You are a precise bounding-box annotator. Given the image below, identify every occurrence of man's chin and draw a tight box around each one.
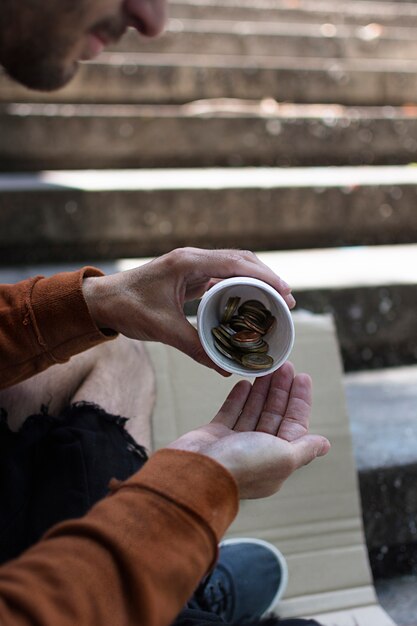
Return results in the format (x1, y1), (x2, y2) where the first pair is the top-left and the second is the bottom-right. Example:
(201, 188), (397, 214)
(5, 60), (77, 92)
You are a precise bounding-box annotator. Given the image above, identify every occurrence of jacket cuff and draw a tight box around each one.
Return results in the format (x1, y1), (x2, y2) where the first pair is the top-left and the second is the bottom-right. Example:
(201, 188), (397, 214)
(30, 267), (116, 363)
(114, 449), (239, 561)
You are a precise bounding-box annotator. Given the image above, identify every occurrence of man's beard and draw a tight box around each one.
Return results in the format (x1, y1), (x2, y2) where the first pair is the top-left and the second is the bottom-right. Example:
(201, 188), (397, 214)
(2, 41), (77, 91)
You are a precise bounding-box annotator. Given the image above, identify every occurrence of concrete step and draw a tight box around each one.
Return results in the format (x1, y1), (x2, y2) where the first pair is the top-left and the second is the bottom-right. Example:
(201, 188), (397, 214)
(3, 101), (417, 170)
(168, 0), (417, 27)
(345, 365), (417, 578)
(1, 166), (417, 264)
(2, 54), (417, 105)
(375, 575), (417, 626)
(113, 20), (417, 61)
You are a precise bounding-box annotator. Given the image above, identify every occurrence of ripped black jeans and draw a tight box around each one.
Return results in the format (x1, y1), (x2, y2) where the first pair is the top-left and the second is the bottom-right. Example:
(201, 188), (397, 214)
(0, 401), (147, 564)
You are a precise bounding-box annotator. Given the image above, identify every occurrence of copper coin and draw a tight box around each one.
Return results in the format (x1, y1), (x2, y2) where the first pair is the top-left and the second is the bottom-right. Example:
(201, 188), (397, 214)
(231, 330), (261, 343)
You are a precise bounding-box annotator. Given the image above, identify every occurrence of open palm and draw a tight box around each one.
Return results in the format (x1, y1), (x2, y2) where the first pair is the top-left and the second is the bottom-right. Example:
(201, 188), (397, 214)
(169, 362), (330, 499)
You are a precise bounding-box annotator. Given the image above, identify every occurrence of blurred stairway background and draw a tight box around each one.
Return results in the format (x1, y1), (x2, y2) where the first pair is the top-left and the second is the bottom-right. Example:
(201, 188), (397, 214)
(1, 0), (417, 622)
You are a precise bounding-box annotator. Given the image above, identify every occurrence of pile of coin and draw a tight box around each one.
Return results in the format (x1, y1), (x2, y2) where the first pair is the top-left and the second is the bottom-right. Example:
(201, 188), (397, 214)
(211, 297), (276, 371)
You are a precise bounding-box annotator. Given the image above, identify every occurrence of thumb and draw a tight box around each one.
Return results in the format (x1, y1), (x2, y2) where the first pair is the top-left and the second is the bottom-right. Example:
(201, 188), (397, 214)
(172, 318), (231, 377)
(291, 435), (331, 469)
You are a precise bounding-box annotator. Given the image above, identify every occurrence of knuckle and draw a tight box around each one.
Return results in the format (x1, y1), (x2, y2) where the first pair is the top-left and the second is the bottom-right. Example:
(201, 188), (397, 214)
(164, 247), (189, 268)
(239, 250), (255, 260)
(240, 249), (256, 260)
(227, 249), (254, 265)
(175, 246), (200, 263)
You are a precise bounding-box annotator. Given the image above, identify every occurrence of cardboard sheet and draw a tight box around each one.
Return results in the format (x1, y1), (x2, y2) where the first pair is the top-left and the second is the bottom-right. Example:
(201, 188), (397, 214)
(146, 311), (396, 625)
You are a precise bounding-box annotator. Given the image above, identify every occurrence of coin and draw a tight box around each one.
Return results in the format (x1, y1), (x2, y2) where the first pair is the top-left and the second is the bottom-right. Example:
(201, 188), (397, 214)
(230, 330), (262, 345)
(219, 324), (236, 337)
(222, 297), (240, 324)
(233, 330), (261, 341)
(240, 300), (267, 311)
(214, 339), (236, 360)
(241, 353), (274, 370)
(212, 296), (276, 372)
(238, 316), (266, 335)
(211, 327), (233, 350)
(250, 340), (269, 354)
(216, 326), (235, 341)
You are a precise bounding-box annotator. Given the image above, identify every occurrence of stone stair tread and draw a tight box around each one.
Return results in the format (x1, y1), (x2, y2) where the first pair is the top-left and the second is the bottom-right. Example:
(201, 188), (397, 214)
(6, 99), (417, 118)
(2, 49), (417, 74)
(175, 0), (417, 10)
(3, 163), (417, 190)
(86, 51), (417, 69)
(2, 52), (417, 106)
(1, 243), (414, 287)
(169, 0), (417, 27)
(238, 244), (417, 290)
(170, 0), (417, 20)
(375, 575), (417, 626)
(1, 165), (417, 259)
(1, 241), (415, 284)
(110, 21), (417, 60)
(3, 100), (417, 170)
(344, 364), (417, 567)
(345, 365), (417, 472)
(149, 19), (417, 38)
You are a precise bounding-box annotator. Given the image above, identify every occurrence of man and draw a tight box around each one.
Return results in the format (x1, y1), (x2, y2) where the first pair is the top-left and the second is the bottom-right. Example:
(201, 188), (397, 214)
(0, 1), (330, 624)
(0, 0), (167, 91)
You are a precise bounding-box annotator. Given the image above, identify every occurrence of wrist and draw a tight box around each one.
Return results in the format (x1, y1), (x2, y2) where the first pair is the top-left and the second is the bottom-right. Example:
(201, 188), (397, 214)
(82, 276), (113, 331)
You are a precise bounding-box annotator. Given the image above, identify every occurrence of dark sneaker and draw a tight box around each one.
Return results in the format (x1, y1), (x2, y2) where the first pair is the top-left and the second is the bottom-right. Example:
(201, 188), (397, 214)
(190, 537), (288, 622)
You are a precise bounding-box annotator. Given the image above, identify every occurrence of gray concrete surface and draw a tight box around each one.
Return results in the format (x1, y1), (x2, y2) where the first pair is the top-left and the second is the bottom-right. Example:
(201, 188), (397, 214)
(169, 0), (417, 27)
(376, 575), (417, 626)
(345, 366), (417, 573)
(346, 366), (417, 473)
(1, 166), (417, 263)
(3, 53), (417, 105)
(111, 21), (417, 60)
(4, 101), (417, 171)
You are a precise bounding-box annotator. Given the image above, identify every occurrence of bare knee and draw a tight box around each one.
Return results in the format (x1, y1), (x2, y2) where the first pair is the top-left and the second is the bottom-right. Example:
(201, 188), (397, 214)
(0, 345), (102, 430)
(72, 337), (156, 423)
(0, 336), (155, 439)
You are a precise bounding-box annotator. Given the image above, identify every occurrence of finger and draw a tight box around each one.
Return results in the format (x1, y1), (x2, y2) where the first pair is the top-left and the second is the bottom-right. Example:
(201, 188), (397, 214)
(240, 254), (296, 310)
(277, 374), (312, 442)
(181, 248), (296, 310)
(291, 435), (331, 469)
(255, 362), (295, 435)
(212, 380), (252, 428)
(234, 374), (273, 432)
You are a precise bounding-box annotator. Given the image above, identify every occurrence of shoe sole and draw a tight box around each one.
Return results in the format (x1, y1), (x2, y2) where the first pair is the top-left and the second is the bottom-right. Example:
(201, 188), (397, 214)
(219, 537), (289, 616)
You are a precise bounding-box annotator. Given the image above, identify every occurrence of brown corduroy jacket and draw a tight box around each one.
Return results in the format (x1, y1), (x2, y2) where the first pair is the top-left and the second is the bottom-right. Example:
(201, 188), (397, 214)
(0, 269), (238, 626)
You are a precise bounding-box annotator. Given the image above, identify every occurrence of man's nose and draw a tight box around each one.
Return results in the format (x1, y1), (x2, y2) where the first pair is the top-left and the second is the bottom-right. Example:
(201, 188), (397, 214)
(124, 0), (167, 37)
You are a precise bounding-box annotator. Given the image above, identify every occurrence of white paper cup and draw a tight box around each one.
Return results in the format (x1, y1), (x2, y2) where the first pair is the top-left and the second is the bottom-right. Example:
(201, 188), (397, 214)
(197, 277), (295, 377)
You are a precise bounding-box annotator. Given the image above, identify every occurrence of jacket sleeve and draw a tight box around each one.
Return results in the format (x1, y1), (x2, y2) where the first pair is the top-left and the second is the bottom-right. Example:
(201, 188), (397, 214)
(0, 449), (239, 626)
(0, 267), (116, 389)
